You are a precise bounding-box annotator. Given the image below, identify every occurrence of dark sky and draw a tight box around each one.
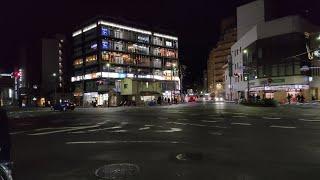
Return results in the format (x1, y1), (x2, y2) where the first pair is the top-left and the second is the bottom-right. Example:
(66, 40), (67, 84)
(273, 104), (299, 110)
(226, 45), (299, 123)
(0, 0), (319, 86)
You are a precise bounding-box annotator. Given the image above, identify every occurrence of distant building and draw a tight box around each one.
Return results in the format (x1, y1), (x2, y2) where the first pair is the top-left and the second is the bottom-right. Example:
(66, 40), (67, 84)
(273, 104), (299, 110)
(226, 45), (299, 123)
(203, 70), (207, 92)
(71, 17), (180, 106)
(207, 17), (237, 97)
(0, 73), (14, 106)
(225, 0), (320, 102)
(41, 34), (67, 104)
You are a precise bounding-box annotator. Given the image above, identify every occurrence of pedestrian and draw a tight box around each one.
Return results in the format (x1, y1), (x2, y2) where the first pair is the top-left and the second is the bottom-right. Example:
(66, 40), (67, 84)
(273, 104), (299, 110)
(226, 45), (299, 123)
(0, 108), (11, 162)
(256, 95), (261, 101)
(312, 95), (316, 101)
(287, 94), (292, 104)
(301, 95), (305, 103)
(297, 94), (301, 103)
(168, 98), (171, 104)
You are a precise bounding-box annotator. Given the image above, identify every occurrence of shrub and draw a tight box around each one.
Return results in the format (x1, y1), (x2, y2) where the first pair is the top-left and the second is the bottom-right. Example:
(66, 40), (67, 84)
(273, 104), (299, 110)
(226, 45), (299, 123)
(240, 98), (278, 107)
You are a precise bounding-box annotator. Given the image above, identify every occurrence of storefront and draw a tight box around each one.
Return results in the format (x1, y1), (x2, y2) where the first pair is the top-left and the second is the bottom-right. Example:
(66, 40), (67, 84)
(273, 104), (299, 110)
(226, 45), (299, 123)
(249, 76), (315, 103)
(250, 84), (309, 103)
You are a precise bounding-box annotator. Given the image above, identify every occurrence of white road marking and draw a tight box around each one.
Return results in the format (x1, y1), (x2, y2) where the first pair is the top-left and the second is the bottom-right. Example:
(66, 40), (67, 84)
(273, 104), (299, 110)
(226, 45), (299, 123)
(208, 115), (220, 117)
(158, 117), (169, 120)
(167, 122), (227, 129)
(66, 140), (190, 145)
(34, 127), (70, 132)
(155, 128), (182, 133)
(69, 131), (88, 134)
(233, 113), (248, 115)
(232, 116), (247, 118)
(138, 127), (151, 131)
(270, 125), (296, 129)
(28, 125), (100, 136)
(177, 118), (189, 121)
(201, 120), (219, 123)
(298, 119), (320, 122)
(209, 132), (223, 136)
(108, 130), (128, 133)
(97, 120), (111, 125)
(88, 126), (122, 132)
(144, 125), (154, 127)
(10, 131), (28, 135)
(263, 117), (281, 120)
(167, 122), (206, 127)
(231, 122), (252, 126)
(176, 154), (187, 161)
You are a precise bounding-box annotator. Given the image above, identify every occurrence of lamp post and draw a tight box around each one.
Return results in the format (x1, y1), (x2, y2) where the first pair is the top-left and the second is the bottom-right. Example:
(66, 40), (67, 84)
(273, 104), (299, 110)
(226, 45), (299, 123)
(243, 50), (250, 101)
(52, 73), (57, 104)
(172, 63), (177, 103)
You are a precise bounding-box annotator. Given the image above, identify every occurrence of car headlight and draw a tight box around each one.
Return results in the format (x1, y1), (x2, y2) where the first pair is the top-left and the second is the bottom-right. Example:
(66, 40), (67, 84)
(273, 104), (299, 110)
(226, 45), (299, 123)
(215, 97), (219, 101)
(219, 98), (224, 101)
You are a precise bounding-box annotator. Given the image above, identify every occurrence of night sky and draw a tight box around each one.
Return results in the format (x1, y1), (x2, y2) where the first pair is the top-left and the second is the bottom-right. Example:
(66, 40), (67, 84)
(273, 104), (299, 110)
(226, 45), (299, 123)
(0, 0), (319, 87)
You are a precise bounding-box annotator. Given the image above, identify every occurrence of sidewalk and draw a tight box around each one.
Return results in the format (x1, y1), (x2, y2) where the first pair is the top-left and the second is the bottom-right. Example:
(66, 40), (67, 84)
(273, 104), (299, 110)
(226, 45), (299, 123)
(4, 106), (51, 112)
(281, 101), (320, 107)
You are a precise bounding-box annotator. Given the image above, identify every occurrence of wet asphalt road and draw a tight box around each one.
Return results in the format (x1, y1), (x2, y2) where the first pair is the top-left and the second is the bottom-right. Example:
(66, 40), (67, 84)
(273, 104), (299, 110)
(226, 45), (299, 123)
(8, 102), (320, 180)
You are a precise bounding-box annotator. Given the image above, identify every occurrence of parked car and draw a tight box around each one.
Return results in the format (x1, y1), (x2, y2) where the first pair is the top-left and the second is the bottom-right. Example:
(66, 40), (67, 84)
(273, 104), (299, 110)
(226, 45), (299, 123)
(52, 102), (75, 111)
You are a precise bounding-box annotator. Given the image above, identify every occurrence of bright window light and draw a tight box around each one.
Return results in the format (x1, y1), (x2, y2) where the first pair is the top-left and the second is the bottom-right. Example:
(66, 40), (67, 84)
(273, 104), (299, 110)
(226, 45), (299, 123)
(98, 21), (152, 35)
(72, 30), (82, 37)
(154, 33), (178, 40)
(83, 24), (97, 32)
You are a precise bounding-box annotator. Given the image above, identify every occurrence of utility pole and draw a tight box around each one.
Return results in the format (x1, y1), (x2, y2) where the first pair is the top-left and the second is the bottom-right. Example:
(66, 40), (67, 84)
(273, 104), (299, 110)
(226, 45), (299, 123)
(227, 55), (233, 101)
(243, 50), (250, 101)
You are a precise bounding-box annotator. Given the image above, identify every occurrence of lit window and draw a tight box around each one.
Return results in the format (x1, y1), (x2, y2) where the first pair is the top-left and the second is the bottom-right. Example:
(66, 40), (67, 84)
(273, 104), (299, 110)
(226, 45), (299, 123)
(86, 55), (97, 63)
(74, 59), (83, 66)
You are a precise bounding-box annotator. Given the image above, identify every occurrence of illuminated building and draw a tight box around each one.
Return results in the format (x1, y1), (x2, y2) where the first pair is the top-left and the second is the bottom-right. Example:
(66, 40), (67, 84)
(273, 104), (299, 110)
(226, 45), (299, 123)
(225, 0), (320, 102)
(0, 73), (14, 106)
(207, 17), (236, 97)
(71, 17), (180, 106)
(41, 34), (66, 104)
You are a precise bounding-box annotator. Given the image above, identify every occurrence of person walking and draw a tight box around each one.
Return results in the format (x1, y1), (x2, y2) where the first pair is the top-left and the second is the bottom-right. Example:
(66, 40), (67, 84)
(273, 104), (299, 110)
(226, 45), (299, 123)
(287, 94), (292, 104)
(0, 108), (11, 162)
(301, 95), (305, 103)
(297, 94), (301, 103)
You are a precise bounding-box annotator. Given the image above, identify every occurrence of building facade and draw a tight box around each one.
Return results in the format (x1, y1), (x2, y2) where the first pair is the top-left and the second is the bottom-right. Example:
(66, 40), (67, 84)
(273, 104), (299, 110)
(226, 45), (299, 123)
(71, 18), (180, 106)
(225, 0), (320, 103)
(41, 34), (67, 105)
(0, 73), (14, 107)
(207, 17), (236, 97)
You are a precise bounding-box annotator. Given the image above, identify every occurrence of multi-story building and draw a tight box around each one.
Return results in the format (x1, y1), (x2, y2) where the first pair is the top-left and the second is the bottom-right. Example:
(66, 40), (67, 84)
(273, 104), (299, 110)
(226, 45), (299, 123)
(41, 34), (67, 104)
(0, 73), (14, 106)
(225, 0), (320, 103)
(71, 17), (180, 106)
(207, 17), (236, 97)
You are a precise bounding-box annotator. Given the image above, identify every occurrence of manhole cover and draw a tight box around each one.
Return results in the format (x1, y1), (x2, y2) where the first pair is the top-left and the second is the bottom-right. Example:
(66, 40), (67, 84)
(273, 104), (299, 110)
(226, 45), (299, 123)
(175, 153), (204, 161)
(95, 163), (140, 180)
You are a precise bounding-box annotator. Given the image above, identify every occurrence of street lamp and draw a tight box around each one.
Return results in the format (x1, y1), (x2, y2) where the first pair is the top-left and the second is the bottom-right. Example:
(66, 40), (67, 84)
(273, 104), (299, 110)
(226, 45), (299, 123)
(243, 50), (250, 101)
(171, 63), (177, 102)
(52, 73), (57, 104)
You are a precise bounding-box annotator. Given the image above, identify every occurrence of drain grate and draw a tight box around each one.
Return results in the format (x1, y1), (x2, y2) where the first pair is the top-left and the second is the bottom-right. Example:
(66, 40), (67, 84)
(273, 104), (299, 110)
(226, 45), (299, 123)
(95, 163), (140, 180)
